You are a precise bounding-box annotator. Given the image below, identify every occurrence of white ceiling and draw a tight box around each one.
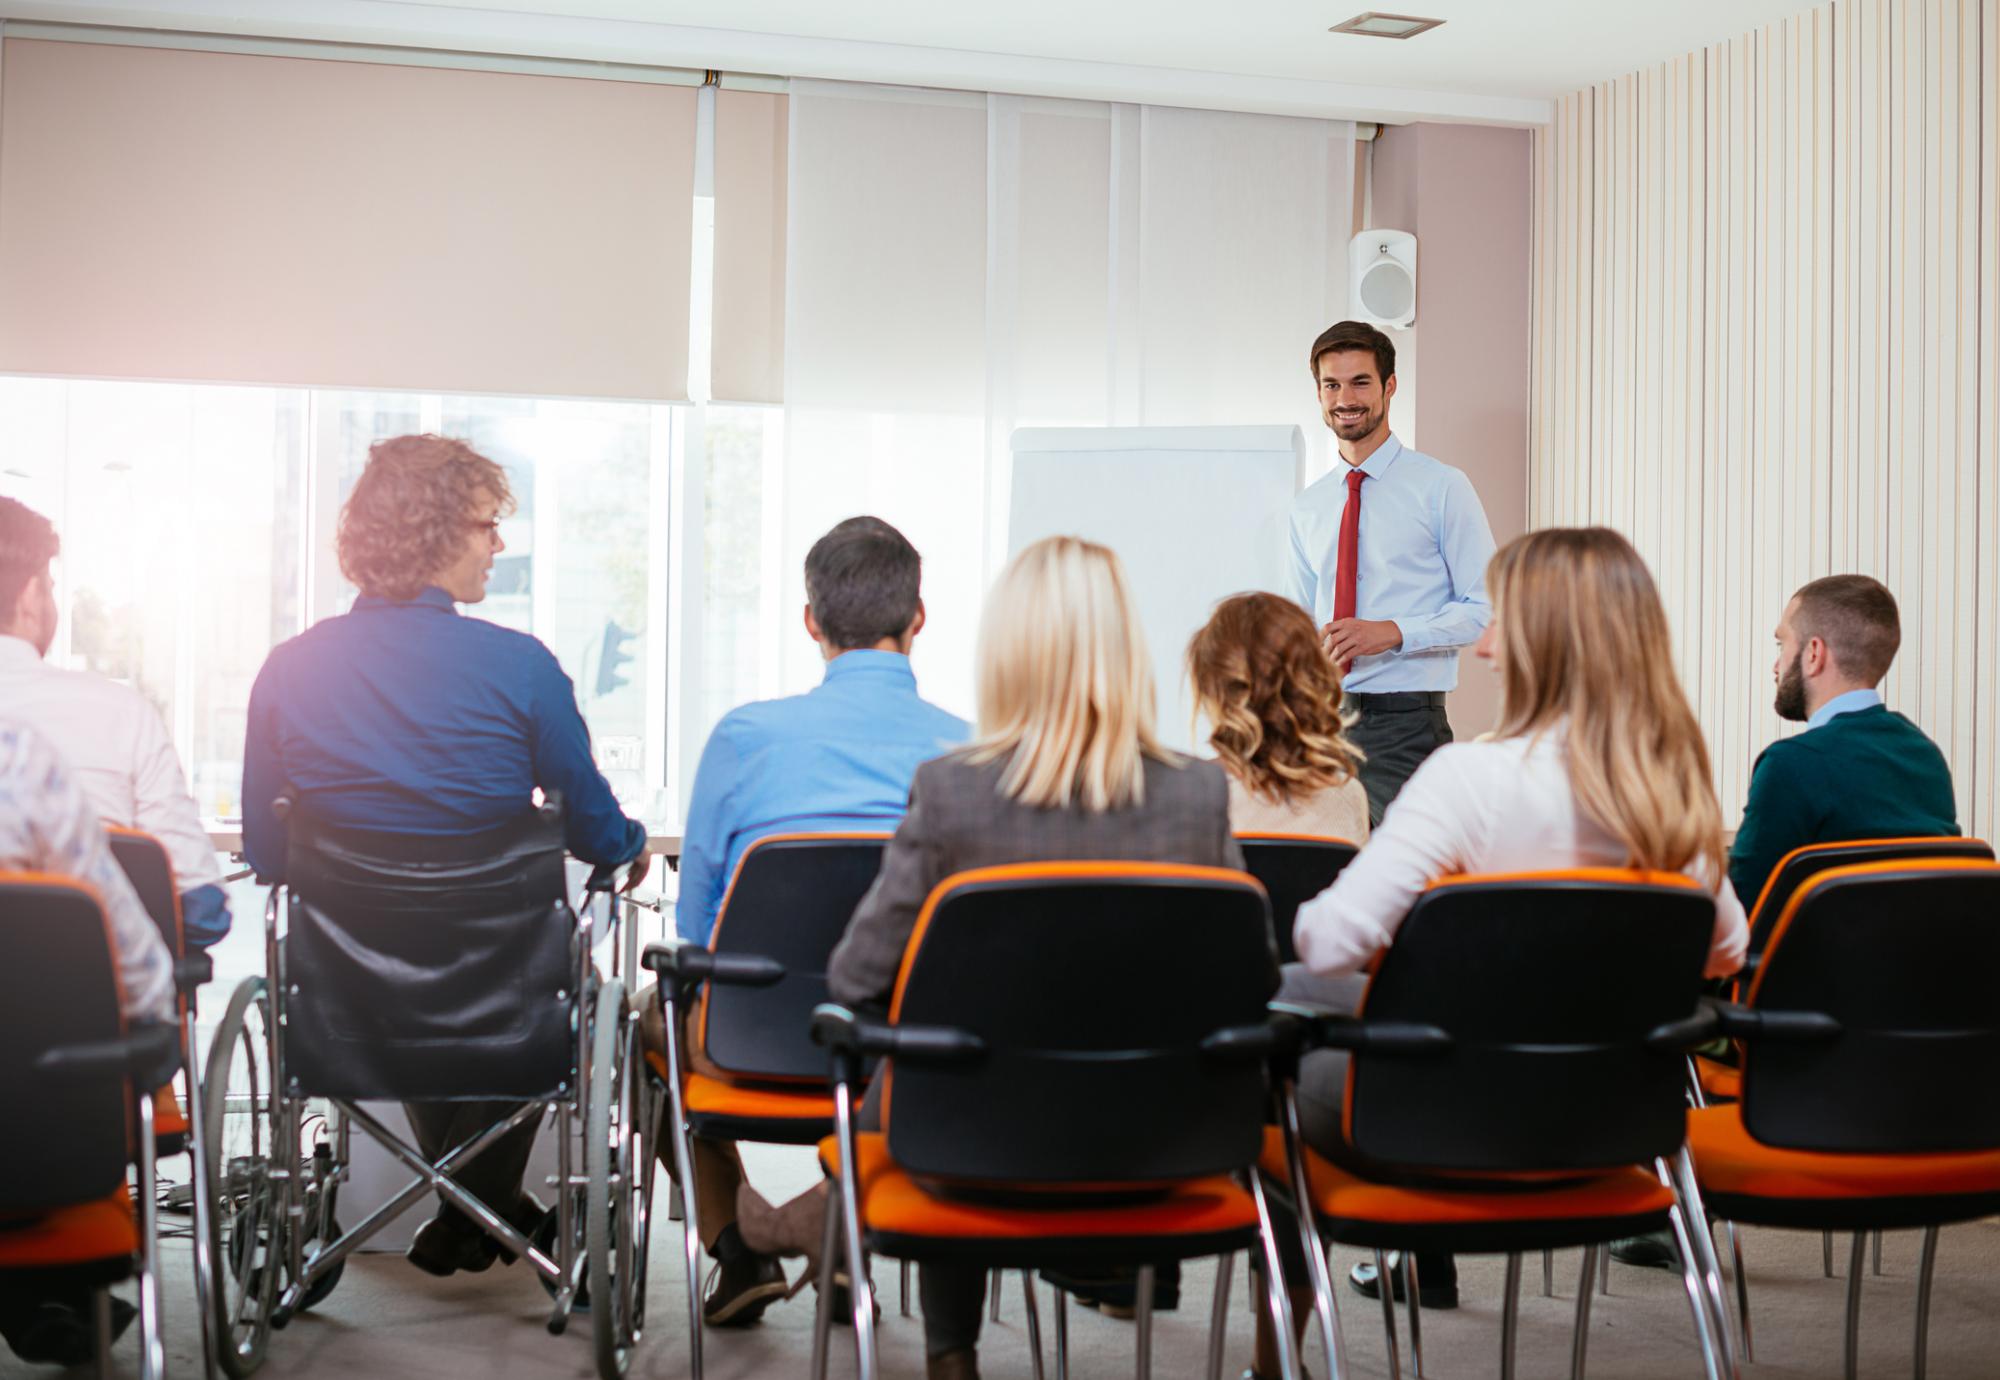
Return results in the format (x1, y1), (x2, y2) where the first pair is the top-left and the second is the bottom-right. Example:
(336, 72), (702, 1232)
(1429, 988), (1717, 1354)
(388, 0), (1823, 100)
(4, 0), (1828, 122)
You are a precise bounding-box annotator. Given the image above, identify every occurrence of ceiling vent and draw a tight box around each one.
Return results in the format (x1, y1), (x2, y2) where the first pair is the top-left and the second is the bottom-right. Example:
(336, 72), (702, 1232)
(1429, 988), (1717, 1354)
(1328, 12), (1446, 39)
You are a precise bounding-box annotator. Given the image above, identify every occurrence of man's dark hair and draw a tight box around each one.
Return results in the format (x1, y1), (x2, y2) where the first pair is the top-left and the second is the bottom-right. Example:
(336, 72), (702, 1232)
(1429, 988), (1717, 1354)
(1309, 320), (1396, 383)
(1792, 574), (1901, 685)
(804, 516), (922, 651)
(0, 496), (59, 628)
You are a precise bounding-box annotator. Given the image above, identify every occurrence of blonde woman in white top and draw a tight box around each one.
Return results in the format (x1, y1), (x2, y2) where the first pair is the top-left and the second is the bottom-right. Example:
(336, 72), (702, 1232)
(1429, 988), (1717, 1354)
(1188, 591), (1370, 842)
(1246, 527), (1748, 1378)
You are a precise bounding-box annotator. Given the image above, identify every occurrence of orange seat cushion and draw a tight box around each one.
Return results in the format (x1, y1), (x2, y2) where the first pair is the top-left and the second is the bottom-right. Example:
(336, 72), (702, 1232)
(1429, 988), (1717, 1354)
(819, 1134), (1260, 1242)
(1688, 1104), (2000, 1200)
(1696, 1057), (1741, 1102)
(684, 1072), (836, 1122)
(154, 1087), (189, 1139)
(1257, 1127), (1674, 1226)
(0, 1190), (139, 1268)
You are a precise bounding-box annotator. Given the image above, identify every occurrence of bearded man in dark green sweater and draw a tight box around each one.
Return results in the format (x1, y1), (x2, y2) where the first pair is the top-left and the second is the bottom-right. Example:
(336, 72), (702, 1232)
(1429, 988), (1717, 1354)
(1728, 574), (1960, 913)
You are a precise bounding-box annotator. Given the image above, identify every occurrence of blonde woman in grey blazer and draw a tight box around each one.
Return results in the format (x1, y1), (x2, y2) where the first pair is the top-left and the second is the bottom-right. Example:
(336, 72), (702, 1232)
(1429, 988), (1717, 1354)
(739, 535), (1264, 1380)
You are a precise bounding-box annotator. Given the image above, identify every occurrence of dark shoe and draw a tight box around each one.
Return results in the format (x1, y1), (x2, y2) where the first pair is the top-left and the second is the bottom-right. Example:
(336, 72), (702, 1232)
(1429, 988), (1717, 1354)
(1610, 1229), (1681, 1270)
(927, 1347), (981, 1380)
(1347, 1252), (1459, 1309)
(702, 1225), (789, 1328)
(407, 1213), (500, 1277)
(7, 1297), (135, 1367)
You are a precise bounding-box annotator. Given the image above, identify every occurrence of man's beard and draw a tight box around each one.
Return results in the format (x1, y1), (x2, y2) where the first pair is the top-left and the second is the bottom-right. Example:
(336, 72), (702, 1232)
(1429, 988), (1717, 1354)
(1327, 404), (1383, 441)
(1774, 650), (1809, 722)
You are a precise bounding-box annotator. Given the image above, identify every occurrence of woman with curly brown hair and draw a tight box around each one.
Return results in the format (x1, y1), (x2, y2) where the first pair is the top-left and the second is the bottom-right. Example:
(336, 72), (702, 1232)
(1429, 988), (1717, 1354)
(1189, 591), (1369, 841)
(240, 433), (650, 1281)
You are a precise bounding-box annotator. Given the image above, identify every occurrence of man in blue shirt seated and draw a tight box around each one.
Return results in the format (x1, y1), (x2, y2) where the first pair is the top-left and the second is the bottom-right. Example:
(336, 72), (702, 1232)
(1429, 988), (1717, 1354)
(655, 515), (968, 1327)
(242, 433), (650, 1279)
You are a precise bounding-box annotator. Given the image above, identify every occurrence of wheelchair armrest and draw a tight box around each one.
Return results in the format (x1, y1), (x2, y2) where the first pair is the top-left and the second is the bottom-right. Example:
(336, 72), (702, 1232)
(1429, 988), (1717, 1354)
(641, 941), (786, 988)
(36, 1022), (181, 1090)
(1644, 1005), (1722, 1051)
(810, 1003), (986, 1066)
(174, 953), (213, 994)
(1294, 1008), (1453, 1056)
(1702, 995), (1840, 1042)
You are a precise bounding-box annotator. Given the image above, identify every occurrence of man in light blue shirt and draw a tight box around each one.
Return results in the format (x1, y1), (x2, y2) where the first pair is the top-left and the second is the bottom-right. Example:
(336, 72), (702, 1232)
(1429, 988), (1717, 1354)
(1288, 320), (1496, 826)
(659, 515), (968, 1328)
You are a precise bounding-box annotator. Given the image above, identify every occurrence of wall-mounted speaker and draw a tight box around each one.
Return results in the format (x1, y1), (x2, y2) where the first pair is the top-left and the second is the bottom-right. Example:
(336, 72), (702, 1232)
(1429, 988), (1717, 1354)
(1349, 230), (1417, 328)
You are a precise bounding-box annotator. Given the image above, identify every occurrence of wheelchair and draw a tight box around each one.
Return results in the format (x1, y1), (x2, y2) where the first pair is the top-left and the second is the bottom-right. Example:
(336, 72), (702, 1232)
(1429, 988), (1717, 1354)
(198, 796), (659, 1379)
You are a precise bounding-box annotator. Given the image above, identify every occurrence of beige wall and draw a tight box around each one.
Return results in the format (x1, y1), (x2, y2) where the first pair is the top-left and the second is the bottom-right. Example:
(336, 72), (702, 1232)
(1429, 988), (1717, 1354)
(1529, 0), (2000, 836)
(1370, 122), (1534, 739)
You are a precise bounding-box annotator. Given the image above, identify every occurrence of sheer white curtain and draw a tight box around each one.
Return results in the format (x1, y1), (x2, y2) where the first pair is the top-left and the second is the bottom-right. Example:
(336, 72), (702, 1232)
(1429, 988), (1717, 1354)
(782, 79), (1357, 719)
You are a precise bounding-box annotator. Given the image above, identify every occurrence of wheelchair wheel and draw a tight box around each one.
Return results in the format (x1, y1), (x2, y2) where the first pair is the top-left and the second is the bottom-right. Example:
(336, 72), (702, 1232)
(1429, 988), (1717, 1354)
(202, 977), (280, 1378)
(588, 979), (656, 1379)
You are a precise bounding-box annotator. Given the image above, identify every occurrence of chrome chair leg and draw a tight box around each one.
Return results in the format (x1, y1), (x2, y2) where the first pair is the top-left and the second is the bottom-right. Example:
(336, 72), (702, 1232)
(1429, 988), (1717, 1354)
(991, 1267), (1004, 1322)
(1402, 1250), (1424, 1380)
(1543, 1247), (1554, 1297)
(1207, 1251), (1234, 1380)
(1843, 1231), (1865, 1380)
(901, 1259), (912, 1317)
(1914, 1225), (1940, 1379)
(1499, 1252), (1522, 1380)
(1022, 1271), (1045, 1380)
(1667, 1150), (1738, 1378)
(1872, 1229), (1883, 1276)
(1726, 1221), (1754, 1363)
(1247, 1171), (1306, 1380)
(1598, 1241), (1610, 1295)
(92, 1289), (114, 1380)
(1278, 1089), (1344, 1380)
(1374, 1249), (1403, 1380)
(1135, 1261), (1159, 1380)
(1570, 1247), (1598, 1380)
(1823, 1229), (1835, 1277)
(1667, 1203), (1725, 1380)
(1054, 1287), (1070, 1380)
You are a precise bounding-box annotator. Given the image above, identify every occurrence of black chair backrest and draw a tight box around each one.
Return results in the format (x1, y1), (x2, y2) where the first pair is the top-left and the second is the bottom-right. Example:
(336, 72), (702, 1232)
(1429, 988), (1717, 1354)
(1743, 859), (2000, 1153)
(702, 833), (890, 1082)
(1349, 870), (1716, 1172)
(1236, 834), (1360, 965)
(884, 863), (1278, 1185)
(0, 875), (133, 1215)
(107, 827), (183, 960)
(1746, 836), (1992, 956)
(282, 806), (573, 1102)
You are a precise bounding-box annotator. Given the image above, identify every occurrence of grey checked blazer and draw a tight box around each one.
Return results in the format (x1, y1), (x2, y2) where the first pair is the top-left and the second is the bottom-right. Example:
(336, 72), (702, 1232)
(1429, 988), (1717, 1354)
(827, 748), (1253, 1009)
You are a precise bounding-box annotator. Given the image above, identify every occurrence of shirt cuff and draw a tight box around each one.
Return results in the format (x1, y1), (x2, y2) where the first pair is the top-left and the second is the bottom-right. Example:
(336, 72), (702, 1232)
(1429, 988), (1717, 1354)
(181, 884), (233, 949)
(1389, 617), (1425, 655)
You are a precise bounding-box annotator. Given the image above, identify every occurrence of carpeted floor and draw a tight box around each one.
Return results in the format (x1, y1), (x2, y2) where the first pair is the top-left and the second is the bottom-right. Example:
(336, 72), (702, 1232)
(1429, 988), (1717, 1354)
(6, 1143), (1996, 1379)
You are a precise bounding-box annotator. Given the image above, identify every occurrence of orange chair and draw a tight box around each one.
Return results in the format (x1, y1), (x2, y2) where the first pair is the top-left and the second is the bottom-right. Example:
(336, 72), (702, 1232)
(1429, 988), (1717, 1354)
(1267, 871), (1734, 1380)
(1688, 858), (2000, 1380)
(0, 872), (182, 1380)
(1236, 834), (1359, 967)
(641, 833), (892, 1380)
(810, 862), (1300, 1380)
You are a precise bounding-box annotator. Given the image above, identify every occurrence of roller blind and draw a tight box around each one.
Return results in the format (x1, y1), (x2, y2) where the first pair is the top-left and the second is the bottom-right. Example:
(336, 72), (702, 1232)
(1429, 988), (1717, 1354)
(0, 38), (696, 400)
(711, 88), (787, 405)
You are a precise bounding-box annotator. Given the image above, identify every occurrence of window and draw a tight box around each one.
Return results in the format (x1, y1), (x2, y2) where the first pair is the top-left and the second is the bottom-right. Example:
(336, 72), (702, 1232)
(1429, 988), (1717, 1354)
(0, 377), (691, 830)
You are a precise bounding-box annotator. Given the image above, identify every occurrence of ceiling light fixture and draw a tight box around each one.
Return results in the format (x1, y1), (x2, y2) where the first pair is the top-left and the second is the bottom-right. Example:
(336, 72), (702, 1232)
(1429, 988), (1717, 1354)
(1329, 12), (1446, 39)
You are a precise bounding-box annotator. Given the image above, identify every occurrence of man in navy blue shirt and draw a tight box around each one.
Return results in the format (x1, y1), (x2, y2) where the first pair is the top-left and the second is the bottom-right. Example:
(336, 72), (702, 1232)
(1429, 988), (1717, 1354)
(652, 516), (967, 1328)
(243, 434), (649, 1278)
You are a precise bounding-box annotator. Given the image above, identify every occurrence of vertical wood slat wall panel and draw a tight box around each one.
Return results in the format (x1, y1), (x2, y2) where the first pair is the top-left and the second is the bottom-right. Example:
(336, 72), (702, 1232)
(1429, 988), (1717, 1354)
(1530, 0), (1997, 837)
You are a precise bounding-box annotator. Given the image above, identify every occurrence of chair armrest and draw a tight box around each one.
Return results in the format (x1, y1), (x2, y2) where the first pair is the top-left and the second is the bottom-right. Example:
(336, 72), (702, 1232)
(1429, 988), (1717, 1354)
(174, 953), (213, 995)
(810, 1003), (986, 1065)
(1279, 1004), (1452, 1056)
(36, 1022), (181, 1090)
(1644, 1005), (1722, 1051)
(1703, 995), (1841, 1042)
(1201, 1011), (1305, 1062)
(641, 941), (786, 988)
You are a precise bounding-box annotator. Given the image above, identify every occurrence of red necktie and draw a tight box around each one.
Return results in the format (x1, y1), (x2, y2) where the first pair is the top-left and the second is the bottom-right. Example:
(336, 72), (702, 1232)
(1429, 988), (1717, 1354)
(1336, 468), (1368, 672)
(1334, 467), (1367, 624)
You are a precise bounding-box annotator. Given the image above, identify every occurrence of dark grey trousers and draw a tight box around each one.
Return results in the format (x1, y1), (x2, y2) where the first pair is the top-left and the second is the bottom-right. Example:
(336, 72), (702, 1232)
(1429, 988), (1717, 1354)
(1347, 694), (1453, 826)
(402, 1100), (543, 1227)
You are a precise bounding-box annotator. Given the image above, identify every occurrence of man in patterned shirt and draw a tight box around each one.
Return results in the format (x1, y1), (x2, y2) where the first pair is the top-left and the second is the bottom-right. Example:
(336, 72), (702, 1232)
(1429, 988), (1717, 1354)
(0, 720), (173, 1367)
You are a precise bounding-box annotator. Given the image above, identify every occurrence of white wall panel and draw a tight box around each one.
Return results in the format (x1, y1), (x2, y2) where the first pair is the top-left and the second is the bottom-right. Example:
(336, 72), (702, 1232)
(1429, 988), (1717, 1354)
(1531, 0), (1998, 836)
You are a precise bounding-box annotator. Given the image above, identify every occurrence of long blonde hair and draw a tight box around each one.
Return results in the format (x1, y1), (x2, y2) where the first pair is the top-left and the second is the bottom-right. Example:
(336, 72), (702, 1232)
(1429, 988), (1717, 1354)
(1188, 592), (1363, 807)
(968, 536), (1171, 811)
(1488, 527), (1726, 883)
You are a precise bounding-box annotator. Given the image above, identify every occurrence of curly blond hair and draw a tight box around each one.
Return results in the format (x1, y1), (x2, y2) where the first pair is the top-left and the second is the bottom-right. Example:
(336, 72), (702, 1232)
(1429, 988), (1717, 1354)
(1188, 592), (1363, 808)
(337, 434), (514, 600)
